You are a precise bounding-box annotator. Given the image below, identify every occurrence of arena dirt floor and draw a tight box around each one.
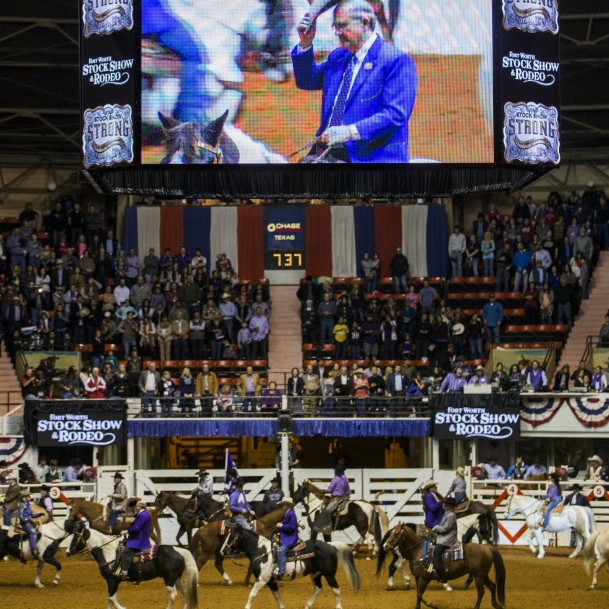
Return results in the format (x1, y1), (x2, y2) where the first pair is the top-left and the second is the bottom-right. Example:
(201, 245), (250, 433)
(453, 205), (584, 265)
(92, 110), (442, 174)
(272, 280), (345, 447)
(1, 546), (606, 609)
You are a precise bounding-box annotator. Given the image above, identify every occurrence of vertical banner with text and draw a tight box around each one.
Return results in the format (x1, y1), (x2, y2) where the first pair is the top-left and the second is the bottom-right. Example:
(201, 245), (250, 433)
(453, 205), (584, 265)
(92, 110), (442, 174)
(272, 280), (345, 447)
(80, 0), (140, 169)
(264, 207), (306, 271)
(498, 0), (560, 165)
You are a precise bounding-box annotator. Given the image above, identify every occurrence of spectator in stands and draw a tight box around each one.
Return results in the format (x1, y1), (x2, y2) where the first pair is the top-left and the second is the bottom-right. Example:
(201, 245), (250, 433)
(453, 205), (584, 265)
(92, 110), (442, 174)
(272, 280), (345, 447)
(483, 457), (506, 480)
(482, 294), (503, 345)
(599, 314), (609, 347)
(238, 366), (262, 412)
(390, 247), (409, 293)
(525, 360), (548, 391)
(20, 365), (39, 400)
(513, 241), (531, 292)
(418, 279), (438, 315)
(523, 458), (547, 479)
(507, 456), (528, 480)
(539, 283), (554, 323)
(139, 362), (160, 415)
(236, 320), (252, 359)
(317, 292), (336, 346)
(553, 364), (571, 391)
(58, 365), (81, 398)
(260, 381), (282, 413)
(467, 313), (484, 360)
(333, 316), (349, 358)
(249, 306), (269, 358)
(286, 368), (304, 413)
(63, 457), (85, 483)
(448, 226), (466, 278)
(494, 242), (512, 292)
(585, 456), (604, 481)
(592, 366), (608, 392)
(171, 312), (189, 360)
(110, 363), (130, 398)
(178, 367), (195, 414)
(85, 366), (106, 399)
(439, 367), (466, 393)
(481, 231), (495, 277)
(333, 365), (353, 414)
(195, 363), (218, 416)
(360, 252), (378, 294)
(574, 226), (593, 262)
(465, 235), (480, 277)
(469, 365), (488, 385)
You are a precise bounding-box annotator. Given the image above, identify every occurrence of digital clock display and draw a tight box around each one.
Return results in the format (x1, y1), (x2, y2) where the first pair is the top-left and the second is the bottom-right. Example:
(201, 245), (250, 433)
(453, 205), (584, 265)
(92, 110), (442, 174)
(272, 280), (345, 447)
(265, 252), (304, 269)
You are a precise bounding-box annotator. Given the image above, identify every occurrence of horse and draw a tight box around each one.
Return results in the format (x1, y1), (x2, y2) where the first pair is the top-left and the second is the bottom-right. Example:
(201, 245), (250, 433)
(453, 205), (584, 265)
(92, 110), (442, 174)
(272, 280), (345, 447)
(505, 493), (596, 559)
(383, 522), (506, 609)
(455, 500), (499, 545)
(67, 519), (198, 609)
(0, 519), (70, 588)
(377, 515), (482, 591)
(222, 524), (360, 609)
(67, 498), (161, 544)
(583, 528), (609, 590)
(155, 491), (274, 547)
(188, 505), (288, 585)
(293, 480), (382, 558)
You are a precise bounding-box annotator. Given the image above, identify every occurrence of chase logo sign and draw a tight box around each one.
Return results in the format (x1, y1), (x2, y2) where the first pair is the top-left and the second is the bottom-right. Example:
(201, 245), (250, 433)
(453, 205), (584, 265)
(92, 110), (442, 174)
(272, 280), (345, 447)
(502, 0), (558, 35)
(83, 0), (134, 38)
(433, 406), (521, 440)
(503, 102), (560, 164)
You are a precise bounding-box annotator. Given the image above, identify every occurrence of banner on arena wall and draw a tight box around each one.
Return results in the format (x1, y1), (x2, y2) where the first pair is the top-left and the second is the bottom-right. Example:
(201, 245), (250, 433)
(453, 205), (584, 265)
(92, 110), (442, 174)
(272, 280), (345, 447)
(264, 207), (305, 270)
(80, 0), (140, 168)
(498, 0), (561, 165)
(433, 405), (521, 441)
(24, 400), (127, 447)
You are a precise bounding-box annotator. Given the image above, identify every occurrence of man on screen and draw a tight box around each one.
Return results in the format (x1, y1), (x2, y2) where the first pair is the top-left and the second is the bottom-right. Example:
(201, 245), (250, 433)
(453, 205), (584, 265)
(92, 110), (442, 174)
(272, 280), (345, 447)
(292, 0), (417, 163)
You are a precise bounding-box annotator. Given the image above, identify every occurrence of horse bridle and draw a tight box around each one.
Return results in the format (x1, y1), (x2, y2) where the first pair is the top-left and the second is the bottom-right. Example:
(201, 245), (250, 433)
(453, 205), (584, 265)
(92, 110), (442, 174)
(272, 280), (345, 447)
(385, 525), (424, 556)
(198, 142), (223, 164)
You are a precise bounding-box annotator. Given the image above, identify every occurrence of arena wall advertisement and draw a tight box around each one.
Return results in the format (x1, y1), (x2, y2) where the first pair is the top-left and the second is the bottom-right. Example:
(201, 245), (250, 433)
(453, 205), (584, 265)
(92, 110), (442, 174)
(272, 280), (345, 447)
(433, 404), (521, 441)
(24, 400), (127, 448)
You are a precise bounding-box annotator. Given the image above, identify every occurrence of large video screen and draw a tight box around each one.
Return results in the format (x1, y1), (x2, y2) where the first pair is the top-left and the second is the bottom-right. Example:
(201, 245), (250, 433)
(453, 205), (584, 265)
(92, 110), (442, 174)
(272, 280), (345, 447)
(140, 0), (494, 164)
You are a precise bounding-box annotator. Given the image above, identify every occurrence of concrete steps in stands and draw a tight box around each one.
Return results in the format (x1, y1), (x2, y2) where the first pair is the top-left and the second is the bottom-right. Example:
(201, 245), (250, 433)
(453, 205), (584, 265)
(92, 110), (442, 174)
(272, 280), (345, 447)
(558, 250), (609, 370)
(268, 285), (304, 386)
(0, 343), (23, 409)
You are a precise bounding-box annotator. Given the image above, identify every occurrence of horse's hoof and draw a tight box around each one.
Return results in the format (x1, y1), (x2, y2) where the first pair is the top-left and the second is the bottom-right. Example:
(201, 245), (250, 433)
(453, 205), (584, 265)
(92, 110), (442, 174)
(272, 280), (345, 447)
(587, 586), (595, 591)
(34, 583), (44, 589)
(53, 581), (59, 586)
(366, 556), (371, 561)
(443, 583), (453, 591)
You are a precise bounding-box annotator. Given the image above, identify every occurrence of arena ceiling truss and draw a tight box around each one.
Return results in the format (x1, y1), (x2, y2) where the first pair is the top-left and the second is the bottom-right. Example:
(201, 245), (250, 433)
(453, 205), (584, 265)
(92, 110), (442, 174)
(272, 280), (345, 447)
(0, 2), (608, 201)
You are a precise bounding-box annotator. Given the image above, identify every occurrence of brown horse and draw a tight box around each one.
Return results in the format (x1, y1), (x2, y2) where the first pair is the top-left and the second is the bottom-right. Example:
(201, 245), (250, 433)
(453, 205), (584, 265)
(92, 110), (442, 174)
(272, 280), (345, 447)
(381, 522), (506, 609)
(67, 498), (161, 544)
(189, 506), (288, 586)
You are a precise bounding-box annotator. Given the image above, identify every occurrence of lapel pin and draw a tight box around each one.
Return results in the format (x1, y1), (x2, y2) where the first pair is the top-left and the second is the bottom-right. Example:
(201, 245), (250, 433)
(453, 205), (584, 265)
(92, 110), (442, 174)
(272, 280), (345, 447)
(364, 62), (373, 70)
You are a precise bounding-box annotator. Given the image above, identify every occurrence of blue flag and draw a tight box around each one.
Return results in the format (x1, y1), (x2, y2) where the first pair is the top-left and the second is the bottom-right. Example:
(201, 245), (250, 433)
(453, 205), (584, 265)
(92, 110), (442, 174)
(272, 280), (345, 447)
(224, 450), (238, 484)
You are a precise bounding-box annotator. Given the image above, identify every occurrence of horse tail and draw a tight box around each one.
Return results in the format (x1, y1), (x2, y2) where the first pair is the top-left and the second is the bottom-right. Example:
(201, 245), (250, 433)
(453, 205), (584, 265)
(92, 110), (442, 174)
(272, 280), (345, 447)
(373, 508), (383, 552)
(491, 547), (506, 608)
(488, 508), (499, 545)
(375, 530), (391, 577)
(329, 542), (361, 593)
(583, 530), (600, 575)
(151, 509), (162, 545)
(174, 547), (199, 609)
(377, 506), (390, 537)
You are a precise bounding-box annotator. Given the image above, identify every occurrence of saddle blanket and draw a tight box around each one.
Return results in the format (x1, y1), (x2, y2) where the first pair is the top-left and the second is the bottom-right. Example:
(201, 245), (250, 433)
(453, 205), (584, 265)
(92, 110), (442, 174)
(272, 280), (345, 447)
(219, 519), (258, 536)
(422, 542), (465, 563)
(134, 544), (157, 563)
(286, 539), (315, 562)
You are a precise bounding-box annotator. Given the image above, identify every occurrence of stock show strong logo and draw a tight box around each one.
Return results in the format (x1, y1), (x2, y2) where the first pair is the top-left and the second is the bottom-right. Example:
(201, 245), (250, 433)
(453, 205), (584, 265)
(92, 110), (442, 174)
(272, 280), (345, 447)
(503, 102), (560, 164)
(83, 0), (134, 38)
(83, 104), (134, 168)
(502, 0), (559, 35)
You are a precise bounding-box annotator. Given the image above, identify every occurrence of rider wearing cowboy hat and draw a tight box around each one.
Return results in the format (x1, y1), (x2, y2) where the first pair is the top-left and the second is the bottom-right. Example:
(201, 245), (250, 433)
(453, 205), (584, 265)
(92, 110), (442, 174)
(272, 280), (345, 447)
(107, 472), (128, 534)
(229, 478), (255, 530)
(421, 480), (444, 528)
(585, 455), (604, 482)
(17, 489), (44, 559)
(119, 500), (152, 580)
(3, 473), (21, 526)
(446, 467), (467, 504)
(321, 464), (351, 532)
(263, 477), (285, 511)
(191, 469), (213, 520)
(274, 497), (298, 580)
(38, 485), (54, 519)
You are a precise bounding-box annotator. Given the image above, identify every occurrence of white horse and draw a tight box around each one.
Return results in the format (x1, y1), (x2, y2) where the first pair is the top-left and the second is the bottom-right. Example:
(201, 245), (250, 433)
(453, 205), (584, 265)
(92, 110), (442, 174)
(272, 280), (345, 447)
(0, 519), (70, 588)
(583, 528), (609, 590)
(505, 493), (596, 559)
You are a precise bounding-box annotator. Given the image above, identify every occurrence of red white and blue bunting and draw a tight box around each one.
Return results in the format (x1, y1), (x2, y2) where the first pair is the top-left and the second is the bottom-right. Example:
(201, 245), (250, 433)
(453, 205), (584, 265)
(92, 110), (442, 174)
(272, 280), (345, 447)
(0, 437), (27, 465)
(521, 395), (609, 428)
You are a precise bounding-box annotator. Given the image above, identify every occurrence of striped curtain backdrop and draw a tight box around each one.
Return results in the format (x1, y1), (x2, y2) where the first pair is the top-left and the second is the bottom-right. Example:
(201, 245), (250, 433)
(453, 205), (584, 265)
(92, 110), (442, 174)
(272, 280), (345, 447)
(123, 204), (447, 281)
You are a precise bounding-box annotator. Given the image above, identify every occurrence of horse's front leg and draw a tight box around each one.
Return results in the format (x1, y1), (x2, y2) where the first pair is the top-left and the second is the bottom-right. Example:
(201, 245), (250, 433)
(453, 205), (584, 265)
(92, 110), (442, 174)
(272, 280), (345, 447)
(588, 557), (606, 590)
(527, 529), (538, 555)
(266, 577), (286, 609)
(34, 559), (44, 588)
(534, 528), (546, 558)
(108, 580), (126, 609)
(214, 550), (233, 585)
(245, 578), (270, 609)
(416, 575), (437, 609)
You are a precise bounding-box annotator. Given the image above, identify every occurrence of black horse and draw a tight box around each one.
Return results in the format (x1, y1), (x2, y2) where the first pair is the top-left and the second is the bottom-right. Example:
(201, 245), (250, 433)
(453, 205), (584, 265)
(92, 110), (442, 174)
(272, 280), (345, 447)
(67, 520), (198, 609)
(458, 501), (499, 545)
(158, 110), (240, 164)
(222, 525), (360, 609)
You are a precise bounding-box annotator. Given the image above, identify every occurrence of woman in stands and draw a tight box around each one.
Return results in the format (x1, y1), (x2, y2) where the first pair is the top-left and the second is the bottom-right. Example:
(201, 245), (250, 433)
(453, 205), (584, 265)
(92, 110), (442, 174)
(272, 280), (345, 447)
(481, 231), (496, 277)
(110, 363), (131, 399)
(179, 367), (195, 414)
(553, 364), (571, 391)
(539, 283), (554, 323)
(508, 364), (523, 390)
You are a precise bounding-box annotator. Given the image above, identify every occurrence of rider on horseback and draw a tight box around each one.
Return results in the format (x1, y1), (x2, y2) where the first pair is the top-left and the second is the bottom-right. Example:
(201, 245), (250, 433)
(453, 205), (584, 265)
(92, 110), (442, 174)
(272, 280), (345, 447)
(3, 474), (21, 526)
(431, 497), (458, 582)
(107, 472), (128, 534)
(323, 465), (351, 530)
(229, 478), (255, 530)
(446, 467), (467, 505)
(119, 501), (152, 580)
(17, 489), (44, 559)
(190, 469), (213, 520)
(541, 472), (562, 529)
(274, 497), (299, 581)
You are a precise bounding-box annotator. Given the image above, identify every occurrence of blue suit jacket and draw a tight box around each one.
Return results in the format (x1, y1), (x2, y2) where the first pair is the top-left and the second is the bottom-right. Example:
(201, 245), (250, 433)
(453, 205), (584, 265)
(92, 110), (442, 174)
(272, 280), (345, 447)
(126, 509), (152, 550)
(292, 37), (417, 163)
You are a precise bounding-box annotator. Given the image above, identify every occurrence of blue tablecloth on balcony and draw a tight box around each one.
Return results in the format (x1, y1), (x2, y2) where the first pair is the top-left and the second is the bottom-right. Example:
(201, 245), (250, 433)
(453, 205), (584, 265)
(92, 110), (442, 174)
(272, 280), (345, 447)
(127, 417), (430, 438)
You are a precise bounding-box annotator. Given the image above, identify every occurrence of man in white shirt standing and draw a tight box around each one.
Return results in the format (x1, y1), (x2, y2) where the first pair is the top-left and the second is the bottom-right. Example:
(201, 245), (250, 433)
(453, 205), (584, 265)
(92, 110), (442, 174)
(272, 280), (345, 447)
(113, 278), (131, 307)
(448, 225), (467, 278)
(138, 362), (160, 416)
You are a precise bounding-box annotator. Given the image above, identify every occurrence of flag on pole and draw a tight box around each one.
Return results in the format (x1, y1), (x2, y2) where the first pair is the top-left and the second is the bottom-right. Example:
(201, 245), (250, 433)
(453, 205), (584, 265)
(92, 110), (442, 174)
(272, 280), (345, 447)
(224, 449), (238, 484)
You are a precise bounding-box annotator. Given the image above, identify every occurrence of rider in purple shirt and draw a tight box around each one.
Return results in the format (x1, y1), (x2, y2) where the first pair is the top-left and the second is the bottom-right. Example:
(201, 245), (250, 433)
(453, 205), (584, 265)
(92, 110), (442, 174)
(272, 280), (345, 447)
(542, 473), (562, 528)
(422, 480), (444, 528)
(319, 465), (351, 533)
(275, 497), (299, 580)
(119, 501), (152, 579)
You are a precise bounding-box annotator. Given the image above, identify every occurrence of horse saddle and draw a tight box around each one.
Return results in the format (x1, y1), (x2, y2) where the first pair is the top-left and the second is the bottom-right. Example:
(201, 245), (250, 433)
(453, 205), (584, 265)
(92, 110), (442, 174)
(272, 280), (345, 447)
(132, 545), (157, 565)
(287, 539), (315, 561)
(550, 504), (565, 515)
(453, 499), (470, 513)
